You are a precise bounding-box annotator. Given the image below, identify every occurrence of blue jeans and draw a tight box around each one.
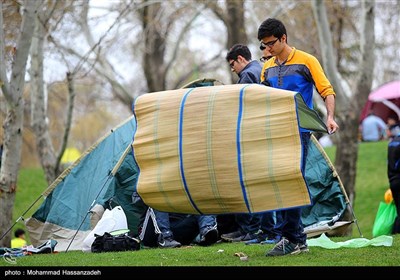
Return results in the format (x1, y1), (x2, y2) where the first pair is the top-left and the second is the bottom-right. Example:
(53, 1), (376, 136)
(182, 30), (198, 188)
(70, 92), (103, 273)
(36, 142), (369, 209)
(279, 132), (310, 244)
(154, 210), (174, 239)
(235, 213), (261, 233)
(260, 211), (283, 238)
(154, 210), (217, 244)
(196, 215), (218, 236)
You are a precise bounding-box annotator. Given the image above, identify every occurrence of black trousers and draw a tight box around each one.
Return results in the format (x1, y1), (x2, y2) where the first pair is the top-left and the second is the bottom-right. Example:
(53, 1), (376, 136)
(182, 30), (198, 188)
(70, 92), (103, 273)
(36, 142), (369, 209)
(390, 179), (400, 234)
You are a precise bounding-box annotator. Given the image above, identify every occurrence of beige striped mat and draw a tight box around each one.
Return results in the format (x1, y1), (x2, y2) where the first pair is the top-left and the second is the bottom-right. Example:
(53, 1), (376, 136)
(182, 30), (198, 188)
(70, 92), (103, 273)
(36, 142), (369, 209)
(132, 84), (327, 215)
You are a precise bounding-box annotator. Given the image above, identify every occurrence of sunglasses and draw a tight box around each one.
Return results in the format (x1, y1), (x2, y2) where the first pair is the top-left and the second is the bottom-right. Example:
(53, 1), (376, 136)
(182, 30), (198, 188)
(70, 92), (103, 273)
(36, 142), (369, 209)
(260, 38), (279, 49)
(260, 56), (272, 62)
(229, 60), (236, 68)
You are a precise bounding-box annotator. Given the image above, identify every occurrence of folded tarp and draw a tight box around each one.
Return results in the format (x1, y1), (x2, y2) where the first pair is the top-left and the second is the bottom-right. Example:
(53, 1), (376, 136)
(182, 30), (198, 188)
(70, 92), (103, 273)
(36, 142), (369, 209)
(132, 84), (327, 215)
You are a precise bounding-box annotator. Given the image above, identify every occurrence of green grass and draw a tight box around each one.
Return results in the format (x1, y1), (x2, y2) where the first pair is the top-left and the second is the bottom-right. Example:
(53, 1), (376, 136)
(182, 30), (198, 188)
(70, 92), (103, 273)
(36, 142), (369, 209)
(5, 140), (399, 268)
(3, 238), (400, 267)
(13, 168), (47, 231)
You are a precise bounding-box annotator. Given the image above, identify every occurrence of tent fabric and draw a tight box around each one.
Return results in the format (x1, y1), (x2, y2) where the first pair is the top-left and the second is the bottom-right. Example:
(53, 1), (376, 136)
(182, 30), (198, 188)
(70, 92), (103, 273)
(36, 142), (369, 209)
(302, 135), (348, 228)
(304, 221), (352, 238)
(132, 84), (326, 215)
(180, 78), (224, 89)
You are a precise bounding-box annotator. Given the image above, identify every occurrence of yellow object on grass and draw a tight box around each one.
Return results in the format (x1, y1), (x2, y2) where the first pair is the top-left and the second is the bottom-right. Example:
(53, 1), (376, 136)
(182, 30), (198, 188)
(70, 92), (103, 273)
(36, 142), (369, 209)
(11, 237), (27, 248)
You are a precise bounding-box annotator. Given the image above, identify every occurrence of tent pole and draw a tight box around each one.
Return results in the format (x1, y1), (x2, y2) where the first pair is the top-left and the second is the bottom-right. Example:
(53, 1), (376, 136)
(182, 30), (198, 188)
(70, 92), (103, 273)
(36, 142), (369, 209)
(111, 143), (132, 176)
(330, 158), (363, 237)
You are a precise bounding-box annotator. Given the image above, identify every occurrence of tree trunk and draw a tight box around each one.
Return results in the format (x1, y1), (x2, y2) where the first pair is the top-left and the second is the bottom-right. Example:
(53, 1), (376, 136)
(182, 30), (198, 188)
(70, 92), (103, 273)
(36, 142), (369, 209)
(30, 14), (58, 184)
(141, 1), (166, 92)
(207, 0), (247, 84)
(225, 0), (247, 84)
(225, 0), (247, 50)
(0, 0), (39, 247)
(335, 0), (375, 236)
(0, 192), (16, 246)
(313, 0), (375, 236)
(334, 111), (360, 236)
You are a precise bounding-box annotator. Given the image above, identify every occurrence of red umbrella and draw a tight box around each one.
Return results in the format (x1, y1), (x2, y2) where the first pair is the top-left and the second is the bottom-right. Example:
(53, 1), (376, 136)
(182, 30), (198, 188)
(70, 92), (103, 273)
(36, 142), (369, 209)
(360, 80), (400, 123)
(369, 80), (400, 101)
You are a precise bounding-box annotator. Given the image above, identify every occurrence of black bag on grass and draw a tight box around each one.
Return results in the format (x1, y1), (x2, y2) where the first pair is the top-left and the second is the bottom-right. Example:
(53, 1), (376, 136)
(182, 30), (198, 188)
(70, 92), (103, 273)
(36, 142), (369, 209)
(91, 231), (140, 253)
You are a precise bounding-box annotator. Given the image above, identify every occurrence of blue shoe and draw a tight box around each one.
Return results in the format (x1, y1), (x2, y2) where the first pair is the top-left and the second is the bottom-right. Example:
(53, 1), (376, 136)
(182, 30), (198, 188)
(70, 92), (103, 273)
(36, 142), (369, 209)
(244, 232), (266, 245)
(260, 235), (281, 245)
(265, 238), (300, 257)
(244, 238), (261, 245)
(245, 234), (280, 245)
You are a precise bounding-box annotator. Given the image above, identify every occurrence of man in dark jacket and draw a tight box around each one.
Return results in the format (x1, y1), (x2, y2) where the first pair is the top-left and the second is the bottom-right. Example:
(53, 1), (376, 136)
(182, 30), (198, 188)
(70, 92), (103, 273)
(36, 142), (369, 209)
(226, 44), (262, 84)
(387, 133), (400, 234)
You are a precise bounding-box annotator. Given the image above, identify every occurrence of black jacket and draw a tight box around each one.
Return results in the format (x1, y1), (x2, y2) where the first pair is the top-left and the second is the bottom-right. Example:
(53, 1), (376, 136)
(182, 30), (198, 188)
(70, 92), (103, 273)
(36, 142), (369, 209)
(388, 134), (400, 182)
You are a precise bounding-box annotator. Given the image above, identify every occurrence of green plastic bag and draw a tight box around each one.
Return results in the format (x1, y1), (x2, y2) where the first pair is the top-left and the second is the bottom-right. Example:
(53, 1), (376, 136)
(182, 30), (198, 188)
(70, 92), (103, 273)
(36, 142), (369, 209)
(372, 201), (397, 237)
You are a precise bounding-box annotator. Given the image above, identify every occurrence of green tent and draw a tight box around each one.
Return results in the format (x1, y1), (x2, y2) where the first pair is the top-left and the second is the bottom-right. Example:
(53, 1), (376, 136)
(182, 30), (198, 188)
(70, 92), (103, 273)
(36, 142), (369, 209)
(26, 116), (147, 251)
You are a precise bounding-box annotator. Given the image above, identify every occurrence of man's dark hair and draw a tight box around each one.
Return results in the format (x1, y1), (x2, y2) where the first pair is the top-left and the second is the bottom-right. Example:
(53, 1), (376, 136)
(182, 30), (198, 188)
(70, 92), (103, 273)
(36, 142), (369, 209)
(225, 44), (252, 62)
(14, 229), (25, 238)
(257, 18), (287, 41)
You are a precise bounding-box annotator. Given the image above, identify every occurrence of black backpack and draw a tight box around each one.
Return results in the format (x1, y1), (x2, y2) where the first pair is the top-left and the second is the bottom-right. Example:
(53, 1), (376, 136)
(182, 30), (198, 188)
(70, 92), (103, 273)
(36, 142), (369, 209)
(91, 231), (140, 253)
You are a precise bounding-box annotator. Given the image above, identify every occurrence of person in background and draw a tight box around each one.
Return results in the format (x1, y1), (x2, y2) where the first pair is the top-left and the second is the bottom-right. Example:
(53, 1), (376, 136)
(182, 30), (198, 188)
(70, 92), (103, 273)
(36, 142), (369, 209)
(221, 44), (281, 245)
(387, 134), (400, 234)
(11, 228), (27, 248)
(360, 111), (387, 142)
(258, 18), (339, 256)
(386, 116), (400, 142)
(226, 43), (262, 84)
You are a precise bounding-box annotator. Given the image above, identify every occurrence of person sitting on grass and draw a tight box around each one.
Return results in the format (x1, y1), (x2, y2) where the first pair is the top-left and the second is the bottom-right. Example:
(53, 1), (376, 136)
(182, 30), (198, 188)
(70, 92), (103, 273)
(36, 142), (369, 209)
(11, 229), (27, 248)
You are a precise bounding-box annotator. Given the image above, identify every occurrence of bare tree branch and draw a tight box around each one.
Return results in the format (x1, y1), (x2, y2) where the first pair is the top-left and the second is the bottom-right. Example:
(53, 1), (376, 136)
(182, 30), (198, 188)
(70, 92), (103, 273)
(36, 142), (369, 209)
(165, 8), (203, 77)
